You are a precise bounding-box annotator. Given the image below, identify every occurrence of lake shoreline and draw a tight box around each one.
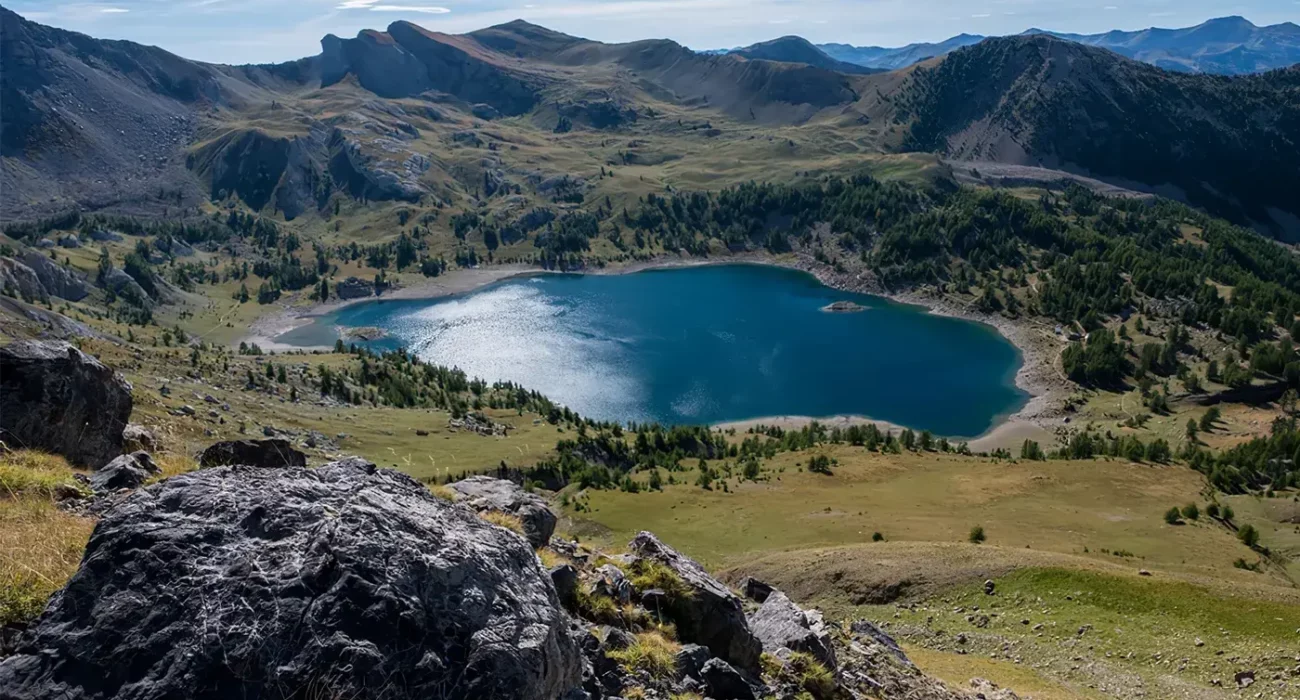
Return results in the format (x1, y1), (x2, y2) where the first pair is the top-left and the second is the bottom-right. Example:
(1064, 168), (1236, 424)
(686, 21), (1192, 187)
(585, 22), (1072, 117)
(243, 253), (1068, 449)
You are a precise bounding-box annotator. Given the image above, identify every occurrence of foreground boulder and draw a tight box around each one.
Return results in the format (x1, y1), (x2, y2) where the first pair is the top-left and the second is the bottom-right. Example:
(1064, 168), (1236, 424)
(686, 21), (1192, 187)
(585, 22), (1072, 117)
(749, 590), (838, 672)
(198, 437), (307, 468)
(0, 340), (132, 468)
(0, 458), (583, 699)
(449, 475), (557, 548)
(629, 531), (762, 672)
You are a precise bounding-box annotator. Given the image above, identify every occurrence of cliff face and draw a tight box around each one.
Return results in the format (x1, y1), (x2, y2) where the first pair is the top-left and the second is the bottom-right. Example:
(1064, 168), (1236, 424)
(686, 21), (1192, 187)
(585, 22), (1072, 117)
(320, 21), (544, 115)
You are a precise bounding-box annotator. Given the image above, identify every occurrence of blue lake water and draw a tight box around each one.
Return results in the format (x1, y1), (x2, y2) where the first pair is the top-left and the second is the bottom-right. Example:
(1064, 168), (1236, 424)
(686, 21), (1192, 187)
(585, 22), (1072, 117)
(274, 264), (1026, 437)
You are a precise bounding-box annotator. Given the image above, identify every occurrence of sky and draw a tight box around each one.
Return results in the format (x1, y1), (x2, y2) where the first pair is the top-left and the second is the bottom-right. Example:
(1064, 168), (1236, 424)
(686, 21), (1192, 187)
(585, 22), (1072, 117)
(8, 0), (1299, 64)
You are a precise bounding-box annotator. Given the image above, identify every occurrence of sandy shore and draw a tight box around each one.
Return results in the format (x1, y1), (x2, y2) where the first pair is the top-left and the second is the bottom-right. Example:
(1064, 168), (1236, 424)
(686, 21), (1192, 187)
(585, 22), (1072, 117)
(242, 253), (1070, 450)
(714, 413), (1055, 454)
(242, 265), (539, 352)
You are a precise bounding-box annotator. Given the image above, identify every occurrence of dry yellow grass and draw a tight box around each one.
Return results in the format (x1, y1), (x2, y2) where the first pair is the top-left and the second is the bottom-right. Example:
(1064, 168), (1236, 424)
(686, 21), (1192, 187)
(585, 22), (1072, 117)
(428, 483), (459, 502)
(150, 452), (199, 482)
(607, 630), (681, 678)
(477, 510), (525, 537)
(0, 450), (87, 499)
(0, 496), (94, 626)
(0, 450), (95, 625)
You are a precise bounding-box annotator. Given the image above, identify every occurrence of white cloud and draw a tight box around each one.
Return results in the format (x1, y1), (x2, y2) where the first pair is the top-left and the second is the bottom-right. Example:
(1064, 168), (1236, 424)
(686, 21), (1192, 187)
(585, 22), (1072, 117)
(99, 6), (129, 12)
(337, 0), (449, 13)
(369, 5), (451, 12)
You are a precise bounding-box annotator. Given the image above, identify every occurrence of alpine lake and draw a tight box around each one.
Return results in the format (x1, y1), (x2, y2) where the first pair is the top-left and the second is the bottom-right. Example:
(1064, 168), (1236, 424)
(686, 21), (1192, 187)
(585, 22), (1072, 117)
(275, 264), (1026, 438)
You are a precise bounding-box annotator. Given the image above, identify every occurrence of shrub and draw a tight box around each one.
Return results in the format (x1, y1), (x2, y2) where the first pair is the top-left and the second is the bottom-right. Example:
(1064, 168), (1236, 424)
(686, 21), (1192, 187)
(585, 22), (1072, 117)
(1205, 502), (1220, 518)
(1181, 503), (1200, 521)
(968, 525), (986, 544)
(608, 631), (681, 679)
(872, 532), (884, 542)
(1163, 506), (1183, 525)
(807, 454), (834, 475)
(1221, 504), (1236, 522)
(1237, 524), (1260, 548)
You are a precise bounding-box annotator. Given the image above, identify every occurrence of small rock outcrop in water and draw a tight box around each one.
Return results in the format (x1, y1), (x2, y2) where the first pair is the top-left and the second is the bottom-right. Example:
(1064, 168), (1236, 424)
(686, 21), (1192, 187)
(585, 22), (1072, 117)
(450, 475), (557, 548)
(629, 531), (763, 672)
(198, 438), (307, 468)
(0, 340), (132, 468)
(821, 300), (865, 312)
(344, 325), (387, 341)
(0, 458), (582, 700)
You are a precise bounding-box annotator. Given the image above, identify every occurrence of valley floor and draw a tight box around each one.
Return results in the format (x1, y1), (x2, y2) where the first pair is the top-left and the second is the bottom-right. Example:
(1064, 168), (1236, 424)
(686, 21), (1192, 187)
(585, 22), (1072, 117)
(566, 445), (1300, 700)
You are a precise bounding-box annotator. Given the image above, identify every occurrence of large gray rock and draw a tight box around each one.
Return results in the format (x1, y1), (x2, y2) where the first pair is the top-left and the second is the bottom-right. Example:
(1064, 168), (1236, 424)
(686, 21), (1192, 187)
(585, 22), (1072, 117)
(20, 251), (90, 301)
(449, 476), (557, 548)
(629, 531), (762, 672)
(0, 257), (48, 302)
(0, 458), (583, 700)
(674, 643), (712, 681)
(849, 619), (910, 666)
(199, 438), (307, 469)
(0, 340), (132, 468)
(121, 423), (159, 453)
(700, 658), (756, 700)
(749, 591), (837, 672)
(89, 451), (159, 493)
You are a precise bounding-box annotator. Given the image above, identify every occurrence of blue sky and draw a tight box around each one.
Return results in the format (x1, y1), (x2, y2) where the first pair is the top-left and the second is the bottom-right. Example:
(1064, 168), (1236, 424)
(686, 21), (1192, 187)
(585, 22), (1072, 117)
(8, 0), (1299, 64)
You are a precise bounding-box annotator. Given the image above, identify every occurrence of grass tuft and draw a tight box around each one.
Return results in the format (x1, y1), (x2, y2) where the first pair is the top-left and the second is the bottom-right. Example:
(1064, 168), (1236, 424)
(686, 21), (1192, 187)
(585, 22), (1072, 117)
(608, 630), (681, 679)
(0, 450), (86, 499)
(785, 651), (835, 699)
(428, 483), (459, 502)
(478, 510), (526, 537)
(626, 559), (693, 603)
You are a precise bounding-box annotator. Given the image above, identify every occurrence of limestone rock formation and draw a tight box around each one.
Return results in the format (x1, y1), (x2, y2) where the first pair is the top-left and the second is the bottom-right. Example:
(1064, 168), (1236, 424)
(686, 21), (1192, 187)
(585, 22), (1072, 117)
(629, 531), (762, 672)
(19, 251), (90, 301)
(0, 257), (48, 302)
(0, 340), (132, 468)
(198, 438), (307, 468)
(0, 458), (583, 699)
(449, 475), (557, 548)
(748, 590), (837, 672)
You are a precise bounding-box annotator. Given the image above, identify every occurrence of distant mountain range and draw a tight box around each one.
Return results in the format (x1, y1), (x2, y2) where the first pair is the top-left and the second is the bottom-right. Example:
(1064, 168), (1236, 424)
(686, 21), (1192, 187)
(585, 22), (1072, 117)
(816, 16), (1300, 75)
(1, 6), (1297, 237)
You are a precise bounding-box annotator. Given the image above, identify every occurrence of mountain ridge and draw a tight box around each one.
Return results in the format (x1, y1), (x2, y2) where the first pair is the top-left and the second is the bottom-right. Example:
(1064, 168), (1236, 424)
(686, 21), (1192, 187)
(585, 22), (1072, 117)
(815, 15), (1300, 74)
(2, 8), (1297, 238)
